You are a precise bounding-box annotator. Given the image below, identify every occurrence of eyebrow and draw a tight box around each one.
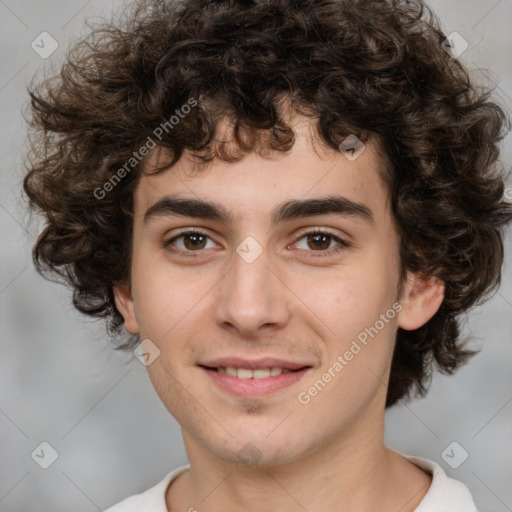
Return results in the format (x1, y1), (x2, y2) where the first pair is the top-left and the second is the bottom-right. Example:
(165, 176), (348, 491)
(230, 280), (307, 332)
(143, 194), (374, 227)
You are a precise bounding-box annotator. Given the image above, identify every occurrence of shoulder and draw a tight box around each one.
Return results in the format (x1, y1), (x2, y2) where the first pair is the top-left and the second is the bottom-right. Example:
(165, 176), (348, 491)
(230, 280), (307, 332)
(402, 453), (478, 512)
(103, 464), (190, 512)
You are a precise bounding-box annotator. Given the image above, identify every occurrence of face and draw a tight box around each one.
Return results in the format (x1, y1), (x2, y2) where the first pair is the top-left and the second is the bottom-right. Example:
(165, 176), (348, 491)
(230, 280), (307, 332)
(115, 116), (443, 468)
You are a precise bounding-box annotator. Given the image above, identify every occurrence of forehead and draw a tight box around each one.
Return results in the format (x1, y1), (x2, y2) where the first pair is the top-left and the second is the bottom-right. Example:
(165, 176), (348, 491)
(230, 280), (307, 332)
(133, 117), (391, 224)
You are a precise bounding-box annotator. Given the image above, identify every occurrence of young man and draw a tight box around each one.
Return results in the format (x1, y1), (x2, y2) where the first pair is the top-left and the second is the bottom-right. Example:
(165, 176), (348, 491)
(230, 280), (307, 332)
(23, 0), (512, 510)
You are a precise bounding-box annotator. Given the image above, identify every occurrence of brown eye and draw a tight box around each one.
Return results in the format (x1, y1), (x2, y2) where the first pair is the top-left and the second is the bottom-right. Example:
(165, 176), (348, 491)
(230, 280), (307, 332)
(182, 233), (207, 250)
(293, 230), (349, 257)
(306, 233), (332, 251)
(164, 230), (215, 255)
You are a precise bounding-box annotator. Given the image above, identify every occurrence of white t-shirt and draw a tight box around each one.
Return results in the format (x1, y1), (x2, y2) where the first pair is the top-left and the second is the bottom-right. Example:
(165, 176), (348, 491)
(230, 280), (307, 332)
(103, 453), (478, 511)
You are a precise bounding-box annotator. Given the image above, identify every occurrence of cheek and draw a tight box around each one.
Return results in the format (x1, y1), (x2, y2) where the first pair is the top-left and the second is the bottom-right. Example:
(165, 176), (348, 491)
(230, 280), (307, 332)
(294, 261), (398, 340)
(296, 271), (398, 420)
(130, 257), (199, 339)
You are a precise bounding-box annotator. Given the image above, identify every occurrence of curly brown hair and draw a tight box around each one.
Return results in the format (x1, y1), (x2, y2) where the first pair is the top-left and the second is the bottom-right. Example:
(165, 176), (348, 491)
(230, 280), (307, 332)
(23, 0), (512, 407)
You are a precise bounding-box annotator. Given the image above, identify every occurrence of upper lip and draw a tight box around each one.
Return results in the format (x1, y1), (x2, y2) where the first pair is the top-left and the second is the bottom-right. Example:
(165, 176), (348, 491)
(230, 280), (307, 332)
(199, 357), (312, 370)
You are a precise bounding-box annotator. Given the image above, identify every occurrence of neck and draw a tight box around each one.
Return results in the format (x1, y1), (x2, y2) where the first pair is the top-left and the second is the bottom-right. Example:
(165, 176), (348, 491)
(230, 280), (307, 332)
(166, 404), (431, 511)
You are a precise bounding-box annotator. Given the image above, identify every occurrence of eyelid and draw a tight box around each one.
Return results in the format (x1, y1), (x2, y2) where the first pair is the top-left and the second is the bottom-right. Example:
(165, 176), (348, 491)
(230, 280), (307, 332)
(289, 227), (350, 256)
(163, 227), (350, 257)
(163, 228), (218, 255)
(292, 226), (348, 242)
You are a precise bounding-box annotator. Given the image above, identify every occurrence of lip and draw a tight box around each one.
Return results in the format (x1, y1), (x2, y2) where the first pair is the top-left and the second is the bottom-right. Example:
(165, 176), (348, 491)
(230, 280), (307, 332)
(199, 357), (312, 371)
(200, 366), (312, 398)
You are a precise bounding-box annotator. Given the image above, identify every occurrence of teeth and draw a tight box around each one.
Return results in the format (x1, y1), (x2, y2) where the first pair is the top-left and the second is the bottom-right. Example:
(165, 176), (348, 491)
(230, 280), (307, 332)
(253, 369), (270, 379)
(221, 367), (286, 378)
(226, 366), (238, 377)
(237, 368), (253, 379)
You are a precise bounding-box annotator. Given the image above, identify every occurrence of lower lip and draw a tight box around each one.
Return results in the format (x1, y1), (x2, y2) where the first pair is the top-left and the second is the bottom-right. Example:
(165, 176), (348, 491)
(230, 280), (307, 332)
(200, 367), (311, 397)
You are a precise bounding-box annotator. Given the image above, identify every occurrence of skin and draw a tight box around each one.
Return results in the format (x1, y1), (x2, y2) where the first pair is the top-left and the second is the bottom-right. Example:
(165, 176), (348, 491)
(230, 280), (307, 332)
(115, 114), (444, 511)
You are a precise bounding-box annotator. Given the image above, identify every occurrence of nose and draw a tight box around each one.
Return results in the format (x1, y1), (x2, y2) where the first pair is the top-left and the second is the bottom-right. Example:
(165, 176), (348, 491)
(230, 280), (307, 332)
(213, 244), (291, 337)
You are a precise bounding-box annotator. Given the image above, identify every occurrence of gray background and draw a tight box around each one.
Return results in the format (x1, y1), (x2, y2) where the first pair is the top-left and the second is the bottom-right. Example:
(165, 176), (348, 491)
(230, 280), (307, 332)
(0, 0), (511, 510)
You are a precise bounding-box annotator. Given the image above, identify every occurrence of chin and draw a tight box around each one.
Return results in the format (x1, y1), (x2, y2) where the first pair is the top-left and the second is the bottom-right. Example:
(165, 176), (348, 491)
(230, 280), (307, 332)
(204, 432), (310, 468)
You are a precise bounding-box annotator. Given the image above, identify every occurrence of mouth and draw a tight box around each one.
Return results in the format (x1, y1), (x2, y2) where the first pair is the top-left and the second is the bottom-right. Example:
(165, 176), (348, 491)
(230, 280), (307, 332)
(199, 365), (309, 378)
(198, 364), (313, 397)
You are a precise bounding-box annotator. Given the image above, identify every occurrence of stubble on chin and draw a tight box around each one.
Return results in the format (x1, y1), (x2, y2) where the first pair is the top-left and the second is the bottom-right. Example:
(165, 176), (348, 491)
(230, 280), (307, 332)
(237, 398), (268, 415)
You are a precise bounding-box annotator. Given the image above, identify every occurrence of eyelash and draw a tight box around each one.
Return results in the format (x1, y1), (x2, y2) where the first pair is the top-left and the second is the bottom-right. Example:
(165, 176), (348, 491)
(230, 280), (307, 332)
(163, 228), (350, 259)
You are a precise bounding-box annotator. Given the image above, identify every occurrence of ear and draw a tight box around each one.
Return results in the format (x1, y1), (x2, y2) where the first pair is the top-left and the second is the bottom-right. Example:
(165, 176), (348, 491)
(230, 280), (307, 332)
(397, 272), (445, 331)
(113, 282), (139, 334)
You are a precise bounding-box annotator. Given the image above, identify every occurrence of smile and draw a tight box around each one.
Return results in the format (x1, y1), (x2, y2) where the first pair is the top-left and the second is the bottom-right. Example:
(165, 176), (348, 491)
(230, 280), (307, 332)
(199, 365), (311, 397)
(214, 366), (296, 378)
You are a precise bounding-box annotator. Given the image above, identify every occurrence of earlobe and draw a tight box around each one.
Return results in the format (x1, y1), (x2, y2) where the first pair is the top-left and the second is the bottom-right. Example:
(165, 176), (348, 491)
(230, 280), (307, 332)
(113, 282), (139, 334)
(397, 272), (445, 331)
